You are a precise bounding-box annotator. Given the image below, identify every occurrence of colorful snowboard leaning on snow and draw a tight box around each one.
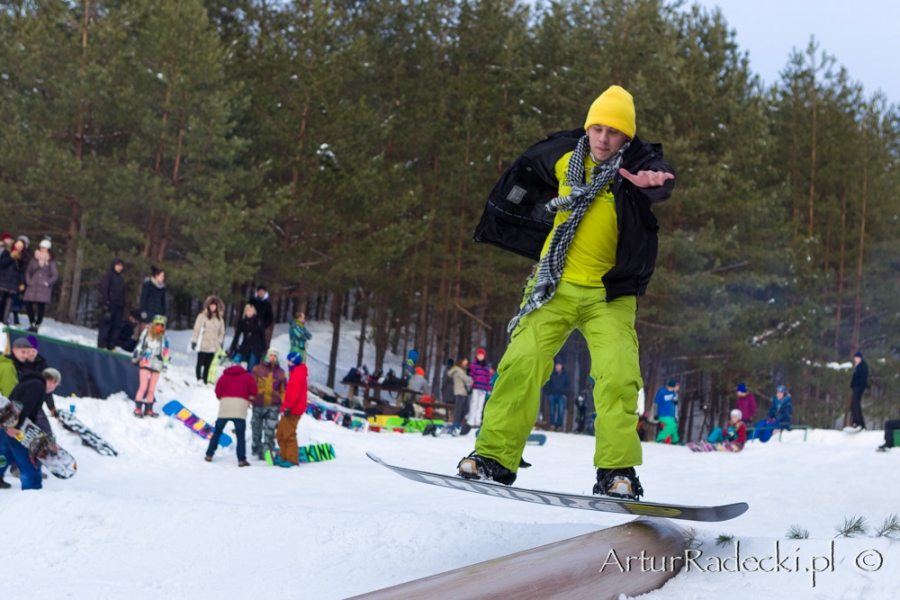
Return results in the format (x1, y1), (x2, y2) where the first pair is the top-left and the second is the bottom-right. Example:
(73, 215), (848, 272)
(264, 443), (336, 466)
(57, 410), (118, 456)
(162, 400), (232, 447)
(1, 396), (77, 479)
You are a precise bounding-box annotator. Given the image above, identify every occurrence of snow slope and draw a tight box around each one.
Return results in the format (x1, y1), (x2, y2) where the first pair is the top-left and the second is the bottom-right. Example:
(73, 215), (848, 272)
(2, 321), (899, 600)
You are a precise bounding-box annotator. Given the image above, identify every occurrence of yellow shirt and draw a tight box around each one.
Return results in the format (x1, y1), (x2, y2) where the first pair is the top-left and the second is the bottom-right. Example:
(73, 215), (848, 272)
(539, 151), (618, 287)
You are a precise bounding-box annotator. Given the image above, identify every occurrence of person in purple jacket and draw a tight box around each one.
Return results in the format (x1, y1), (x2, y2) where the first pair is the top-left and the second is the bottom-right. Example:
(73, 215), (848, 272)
(467, 348), (493, 428)
(734, 383), (756, 426)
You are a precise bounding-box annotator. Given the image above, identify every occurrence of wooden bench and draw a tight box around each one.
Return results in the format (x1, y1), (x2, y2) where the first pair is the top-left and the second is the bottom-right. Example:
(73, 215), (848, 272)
(411, 399), (454, 421)
(747, 424), (812, 442)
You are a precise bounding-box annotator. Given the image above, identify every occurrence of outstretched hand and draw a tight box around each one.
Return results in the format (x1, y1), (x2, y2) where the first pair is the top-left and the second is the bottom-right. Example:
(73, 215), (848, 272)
(619, 168), (675, 188)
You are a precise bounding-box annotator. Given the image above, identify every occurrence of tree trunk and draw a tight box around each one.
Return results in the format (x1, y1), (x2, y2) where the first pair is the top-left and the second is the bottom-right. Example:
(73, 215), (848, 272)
(326, 291), (343, 388)
(67, 213), (88, 322)
(851, 124), (868, 349)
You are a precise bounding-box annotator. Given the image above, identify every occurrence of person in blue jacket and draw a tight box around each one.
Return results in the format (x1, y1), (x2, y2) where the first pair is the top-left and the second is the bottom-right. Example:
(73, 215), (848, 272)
(653, 379), (680, 444)
(753, 384), (792, 443)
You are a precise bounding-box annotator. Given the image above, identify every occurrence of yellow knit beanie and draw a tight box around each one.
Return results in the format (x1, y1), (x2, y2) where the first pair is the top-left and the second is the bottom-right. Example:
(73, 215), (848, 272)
(583, 85), (636, 138)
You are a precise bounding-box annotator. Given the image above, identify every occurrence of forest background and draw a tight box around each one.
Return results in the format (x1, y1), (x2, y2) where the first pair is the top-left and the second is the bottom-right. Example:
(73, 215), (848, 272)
(1, 0), (898, 438)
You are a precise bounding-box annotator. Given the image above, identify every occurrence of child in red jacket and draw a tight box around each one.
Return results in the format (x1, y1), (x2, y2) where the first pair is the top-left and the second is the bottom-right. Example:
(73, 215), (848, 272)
(274, 353), (308, 466)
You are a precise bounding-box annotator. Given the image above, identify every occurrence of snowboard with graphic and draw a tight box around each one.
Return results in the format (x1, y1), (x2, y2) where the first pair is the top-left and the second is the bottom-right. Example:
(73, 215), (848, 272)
(162, 400), (232, 447)
(367, 452), (747, 522)
(57, 410), (118, 457)
(264, 443), (336, 466)
(1, 396), (77, 479)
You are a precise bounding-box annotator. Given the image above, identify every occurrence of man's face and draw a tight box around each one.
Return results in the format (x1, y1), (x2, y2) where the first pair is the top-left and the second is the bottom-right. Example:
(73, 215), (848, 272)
(12, 347), (31, 362)
(586, 124), (630, 162)
(554, 363), (563, 373)
(853, 356), (861, 365)
(674, 383), (681, 393)
(46, 379), (60, 394)
(115, 263), (124, 273)
(257, 289), (266, 299)
(776, 391), (785, 400)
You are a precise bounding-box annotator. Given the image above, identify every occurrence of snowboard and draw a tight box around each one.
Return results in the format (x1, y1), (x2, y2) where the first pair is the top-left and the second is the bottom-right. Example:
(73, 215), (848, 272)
(687, 441), (741, 453)
(367, 452), (748, 522)
(57, 410), (118, 457)
(264, 443), (336, 466)
(205, 348), (229, 384)
(1, 396), (77, 479)
(162, 400), (232, 447)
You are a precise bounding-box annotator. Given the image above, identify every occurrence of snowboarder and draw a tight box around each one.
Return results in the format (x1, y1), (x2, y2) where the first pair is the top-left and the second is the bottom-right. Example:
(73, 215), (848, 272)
(848, 351), (868, 431)
(734, 382), (756, 426)
(23, 239), (58, 334)
(543, 361), (570, 432)
(653, 379), (680, 444)
(131, 315), (169, 417)
(458, 85), (675, 500)
(97, 258), (126, 350)
(191, 295), (226, 382)
(752, 385), (792, 442)
(0, 367), (61, 490)
(274, 353), (308, 466)
(206, 360), (257, 466)
(288, 310), (313, 364)
(251, 348), (285, 459)
(467, 348), (492, 429)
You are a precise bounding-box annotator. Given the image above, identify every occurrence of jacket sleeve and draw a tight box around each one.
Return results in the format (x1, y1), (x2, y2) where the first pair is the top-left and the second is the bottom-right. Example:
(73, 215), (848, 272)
(191, 314), (204, 344)
(229, 321), (242, 353)
(623, 156), (675, 207)
(25, 258), (38, 286)
(47, 260), (59, 288)
(99, 273), (111, 305)
(217, 319), (225, 347)
(778, 403), (793, 429)
(248, 373), (259, 398)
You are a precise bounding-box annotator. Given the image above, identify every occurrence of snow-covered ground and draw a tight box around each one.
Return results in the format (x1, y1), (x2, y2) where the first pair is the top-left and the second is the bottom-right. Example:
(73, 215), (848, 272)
(2, 320), (899, 599)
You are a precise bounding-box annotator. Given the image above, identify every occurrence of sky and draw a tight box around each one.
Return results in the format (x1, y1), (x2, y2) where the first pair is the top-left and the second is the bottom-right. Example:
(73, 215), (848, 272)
(683, 0), (900, 105)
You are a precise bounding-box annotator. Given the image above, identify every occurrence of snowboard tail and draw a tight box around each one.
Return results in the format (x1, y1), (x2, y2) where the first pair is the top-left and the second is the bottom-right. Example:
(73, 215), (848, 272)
(162, 400), (232, 447)
(367, 452), (747, 522)
(57, 411), (118, 457)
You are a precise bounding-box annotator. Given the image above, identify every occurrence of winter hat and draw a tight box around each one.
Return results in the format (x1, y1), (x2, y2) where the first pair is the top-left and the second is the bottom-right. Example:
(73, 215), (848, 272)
(415, 366), (425, 377)
(775, 385), (787, 394)
(266, 347), (279, 358)
(730, 409), (743, 420)
(17, 235), (30, 246)
(0, 233), (11, 242)
(854, 351), (863, 359)
(475, 348), (486, 357)
(152, 315), (167, 326)
(736, 383), (747, 393)
(39, 239), (51, 249)
(667, 379), (679, 388)
(584, 85), (636, 138)
(286, 352), (302, 366)
(42, 367), (61, 383)
(12, 337), (35, 349)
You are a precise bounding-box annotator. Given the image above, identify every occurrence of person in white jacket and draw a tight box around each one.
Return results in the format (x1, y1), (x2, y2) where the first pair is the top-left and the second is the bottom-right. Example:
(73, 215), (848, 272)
(191, 295), (226, 382)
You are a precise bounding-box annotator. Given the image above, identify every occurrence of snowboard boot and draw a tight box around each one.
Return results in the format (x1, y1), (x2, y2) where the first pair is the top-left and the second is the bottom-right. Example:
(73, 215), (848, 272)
(237, 461), (251, 467)
(133, 402), (144, 418)
(144, 403), (159, 418)
(519, 457), (532, 469)
(9, 464), (19, 478)
(877, 444), (890, 453)
(593, 467), (644, 500)
(457, 452), (517, 485)
(204, 455), (212, 462)
(0, 476), (10, 489)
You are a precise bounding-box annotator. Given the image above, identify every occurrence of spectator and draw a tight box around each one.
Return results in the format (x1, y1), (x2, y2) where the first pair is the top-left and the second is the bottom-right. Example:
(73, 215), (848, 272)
(288, 310), (313, 364)
(0, 235), (25, 326)
(467, 348), (492, 429)
(439, 358), (455, 403)
(139, 266), (167, 325)
(877, 418), (900, 452)
(250, 348), (286, 459)
(707, 409), (748, 451)
(97, 258), (126, 350)
(444, 357), (473, 436)
(229, 303), (266, 370)
(406, 366), (432, 418)
(205, 359), (256, 466)
(250, 285), (275, 347)
(10, 236), (30, 326)
(0, 367), (61, 490)
(543, 361), (570, 432)
(191, 295), (226, 383)
(653, 379), (680, 444)
(734, 383), (757, 426)
(274, 353), (308, 466)
(752, 384), (792, 443)
(848, 351), (869, 431)
(131, 315), (169, 418)
(22, 239), (57, 334)
(115, 311), (140, 353)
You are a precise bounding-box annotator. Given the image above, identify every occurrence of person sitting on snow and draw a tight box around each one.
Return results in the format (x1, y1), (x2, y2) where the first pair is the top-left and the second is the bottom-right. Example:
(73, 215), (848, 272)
(707, 409), (748, 451)
(752, 385), (792, 443)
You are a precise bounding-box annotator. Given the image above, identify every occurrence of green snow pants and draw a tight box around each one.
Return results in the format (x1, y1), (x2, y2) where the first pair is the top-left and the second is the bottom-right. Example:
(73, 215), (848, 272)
(474, 281), (643, 473)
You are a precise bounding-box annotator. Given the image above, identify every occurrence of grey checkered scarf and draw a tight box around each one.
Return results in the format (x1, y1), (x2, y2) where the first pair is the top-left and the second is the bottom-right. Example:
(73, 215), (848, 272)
(507, 136), (630, 333)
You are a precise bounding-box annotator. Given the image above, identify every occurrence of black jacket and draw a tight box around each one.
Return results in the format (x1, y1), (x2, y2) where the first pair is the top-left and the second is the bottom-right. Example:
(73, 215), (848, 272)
(544, 369), (570, 396)
(10, 371), (47, 428)
(473, 129), (675, 301)
(99, 261), (126, 307)
(250, 296), (274, 330)
(0, 248), (24, 292)
(851, 360), (869, 391)
(140, 278), (167, 323)
(10, 353), (55, 411)
(230, 315), (266, 358)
